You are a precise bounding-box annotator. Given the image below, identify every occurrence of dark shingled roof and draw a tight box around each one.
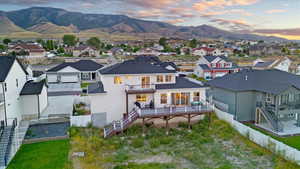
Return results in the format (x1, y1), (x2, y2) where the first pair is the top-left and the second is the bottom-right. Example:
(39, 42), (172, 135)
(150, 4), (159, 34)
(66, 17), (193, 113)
(254, 61), (274, 68)
(47, 60), (103, 72)
(20, 81), (46, 95)
(0, 56), (27, 82)
(100, 59), (176, 75)
(204, 55), (228, 63)
(156, 77), (205, 90)
(87, 82), (106, 94)
(207, 69), (300, 95)
(199, 63), (239, 70)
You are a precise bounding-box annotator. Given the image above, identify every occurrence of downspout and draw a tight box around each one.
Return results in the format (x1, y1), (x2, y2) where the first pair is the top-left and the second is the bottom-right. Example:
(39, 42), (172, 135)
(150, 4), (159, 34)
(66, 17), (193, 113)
(1, 82), (8, 126)
(37, 95), (40, 119)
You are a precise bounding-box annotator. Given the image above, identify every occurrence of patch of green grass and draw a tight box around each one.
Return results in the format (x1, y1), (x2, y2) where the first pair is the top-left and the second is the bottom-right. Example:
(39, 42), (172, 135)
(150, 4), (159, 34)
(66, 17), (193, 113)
(246, 123), (300, 151)
(81, 82), (91, 88)
(8, 139), (70, 169)
(113, 162), (175, 169)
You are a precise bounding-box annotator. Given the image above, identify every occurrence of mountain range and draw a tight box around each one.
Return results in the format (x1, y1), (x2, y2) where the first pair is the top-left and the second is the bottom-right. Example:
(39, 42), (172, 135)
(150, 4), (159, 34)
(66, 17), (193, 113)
(0, 7), (287, 41)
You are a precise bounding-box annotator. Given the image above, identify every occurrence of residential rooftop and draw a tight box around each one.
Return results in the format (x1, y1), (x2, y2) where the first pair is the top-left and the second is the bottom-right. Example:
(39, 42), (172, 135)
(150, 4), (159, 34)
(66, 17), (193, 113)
(207, 69), (300, 95)
(47, 60), (103, 72)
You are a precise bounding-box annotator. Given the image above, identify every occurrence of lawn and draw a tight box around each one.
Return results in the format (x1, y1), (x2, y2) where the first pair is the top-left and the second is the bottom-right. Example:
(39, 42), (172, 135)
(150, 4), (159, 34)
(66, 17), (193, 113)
(81, 82), (91, 89)
(69, 115), (300, 169)
(246, 123), (300, 151)
(8, 139), (71, 169)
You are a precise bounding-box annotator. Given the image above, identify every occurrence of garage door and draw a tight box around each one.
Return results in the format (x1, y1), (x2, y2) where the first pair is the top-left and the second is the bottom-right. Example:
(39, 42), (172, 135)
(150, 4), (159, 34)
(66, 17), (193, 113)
(61, 74), (79, 83)
(47, 74), (58, 83)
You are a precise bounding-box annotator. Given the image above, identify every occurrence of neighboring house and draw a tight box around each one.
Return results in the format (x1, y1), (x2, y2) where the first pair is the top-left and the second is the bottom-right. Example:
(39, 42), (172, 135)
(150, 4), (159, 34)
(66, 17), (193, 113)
(207, 69), (300, 135)
(73, 45), (100, 57)
(0, 56), (48, 125)
(135, 48), (162, 56)
(8, 43), (46, 58)
(86, 56), (207, 124)
(109, 47), (124, 56)
(192, 47), (223, 57)
(46, 60), (104, 83)
(194, 55), (240, 80)
(249, 44), (282, 56)
(253, 57), (292, 72)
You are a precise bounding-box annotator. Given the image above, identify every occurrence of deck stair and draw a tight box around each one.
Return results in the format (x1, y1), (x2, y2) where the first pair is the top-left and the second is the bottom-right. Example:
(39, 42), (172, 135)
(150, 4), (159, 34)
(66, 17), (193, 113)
(257, 107), (283, 132)
(0, 120), (17, 168)
(104, 109), (139, 138)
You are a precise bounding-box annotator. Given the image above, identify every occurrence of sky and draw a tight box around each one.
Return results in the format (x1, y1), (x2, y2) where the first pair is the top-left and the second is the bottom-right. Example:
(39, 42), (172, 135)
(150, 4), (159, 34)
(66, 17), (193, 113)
(0, 0), (300, 39)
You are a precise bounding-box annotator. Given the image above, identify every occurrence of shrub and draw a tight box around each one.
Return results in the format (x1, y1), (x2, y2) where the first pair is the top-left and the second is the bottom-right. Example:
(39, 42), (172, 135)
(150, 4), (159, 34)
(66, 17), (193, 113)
(149, 138), (160, 148)
(131, 138), (144, 148)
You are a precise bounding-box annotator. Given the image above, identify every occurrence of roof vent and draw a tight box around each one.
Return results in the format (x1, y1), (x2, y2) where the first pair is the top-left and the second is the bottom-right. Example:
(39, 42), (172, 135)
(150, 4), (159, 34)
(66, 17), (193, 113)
(245, 75), (248, 81)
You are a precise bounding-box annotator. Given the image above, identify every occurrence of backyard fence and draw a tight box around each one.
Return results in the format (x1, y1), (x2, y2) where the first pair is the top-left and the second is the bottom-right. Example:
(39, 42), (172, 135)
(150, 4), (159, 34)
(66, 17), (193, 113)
(70, 115), (91, 127)
(214, 106), (300, 165)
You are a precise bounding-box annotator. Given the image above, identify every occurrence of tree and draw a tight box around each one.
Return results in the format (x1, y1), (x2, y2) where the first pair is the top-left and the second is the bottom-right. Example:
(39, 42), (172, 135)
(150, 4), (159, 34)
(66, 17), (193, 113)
(0, 44), (6, 52)
(63, 35), (77, 46)
(189, 39), (197, 48)
(87, 37), (101, 49)
(57, 47), (65, 54)
(3, 38), (11, 45)
(159, 37), (167, 47)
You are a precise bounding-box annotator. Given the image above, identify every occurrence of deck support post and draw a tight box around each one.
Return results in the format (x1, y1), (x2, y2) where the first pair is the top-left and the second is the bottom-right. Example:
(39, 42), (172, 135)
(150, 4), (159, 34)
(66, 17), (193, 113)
(208, 112), (212, 128)
(188, 114), (191, 129)
(165, 116), (169, 135)
(126, 93), (129, 115)
(142, 118), (145, 137)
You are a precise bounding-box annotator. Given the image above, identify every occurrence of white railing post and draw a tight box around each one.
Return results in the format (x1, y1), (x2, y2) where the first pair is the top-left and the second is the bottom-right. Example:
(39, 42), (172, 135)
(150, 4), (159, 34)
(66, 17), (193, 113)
(155, 108), (157, 114)
(120, 120), (123, 129)
(113, 121), (116, 130)
(185, 106), (187, 112)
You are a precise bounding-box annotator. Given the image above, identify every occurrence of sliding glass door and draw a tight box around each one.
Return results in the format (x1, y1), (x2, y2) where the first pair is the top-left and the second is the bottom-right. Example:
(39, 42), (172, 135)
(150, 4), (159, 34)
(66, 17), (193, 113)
(171, 92), (190, 106)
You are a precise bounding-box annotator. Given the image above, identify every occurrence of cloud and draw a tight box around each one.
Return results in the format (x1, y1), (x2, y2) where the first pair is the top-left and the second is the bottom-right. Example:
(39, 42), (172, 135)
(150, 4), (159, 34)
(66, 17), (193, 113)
(210, 18), (253, 30)
(193, 0), (259, 12)
(201, 9), (253, 17)
(253, 28), (300, 36)
(165, 18), (185, 24)
(265, 9), (286, 14)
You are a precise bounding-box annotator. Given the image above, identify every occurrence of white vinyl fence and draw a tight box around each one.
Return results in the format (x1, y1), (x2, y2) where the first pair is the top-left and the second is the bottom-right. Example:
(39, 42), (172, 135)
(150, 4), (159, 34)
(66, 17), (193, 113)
(70, 115), (91, 127)
(214, 106), (300, 164)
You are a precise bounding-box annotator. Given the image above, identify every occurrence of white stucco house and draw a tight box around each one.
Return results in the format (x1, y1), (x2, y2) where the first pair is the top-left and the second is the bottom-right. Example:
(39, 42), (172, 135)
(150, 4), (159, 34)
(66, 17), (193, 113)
(46, 60), (104, 83)
(0, 56), (48, 126)
(253, 57), (292, 72)
(86, 56), (207, 125)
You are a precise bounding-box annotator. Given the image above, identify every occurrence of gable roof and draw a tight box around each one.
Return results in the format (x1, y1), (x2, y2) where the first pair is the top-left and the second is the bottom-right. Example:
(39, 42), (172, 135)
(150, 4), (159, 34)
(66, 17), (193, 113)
(74, 45), (97, 51)
(11, 43), (45, 53)
(156, 77), (205, 90)
(100, 56), (176, 75)
(204, 55), (228, 63)
(20, 80), (46, 95)
(207, 69), (300, 95)
(47, 60), (103, 72)
(254, 61), (274, 68)
(0, 56), (28, 82)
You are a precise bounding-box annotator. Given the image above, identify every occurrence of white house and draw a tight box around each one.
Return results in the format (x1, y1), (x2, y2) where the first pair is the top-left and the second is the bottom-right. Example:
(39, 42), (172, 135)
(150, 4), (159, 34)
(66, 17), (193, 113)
(192, 47), (224, 57)
(46, 60), (104, 83)
(0, 56), (48, 126)
(194, 55), (240, 80)
(253, 57), (292, 72)
(86, 56), (207, 124)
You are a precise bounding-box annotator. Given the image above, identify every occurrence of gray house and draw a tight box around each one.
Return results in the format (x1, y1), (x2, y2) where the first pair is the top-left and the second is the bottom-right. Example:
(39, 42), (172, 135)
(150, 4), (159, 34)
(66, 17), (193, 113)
(207, 69), (300, 135)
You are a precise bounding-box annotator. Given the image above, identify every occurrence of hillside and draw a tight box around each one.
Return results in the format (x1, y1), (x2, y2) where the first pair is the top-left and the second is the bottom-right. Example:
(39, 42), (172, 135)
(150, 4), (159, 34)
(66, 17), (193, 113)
(28, 22), (78, 34)
(0, 14), (27, 34)
(0, 7), (287, 41)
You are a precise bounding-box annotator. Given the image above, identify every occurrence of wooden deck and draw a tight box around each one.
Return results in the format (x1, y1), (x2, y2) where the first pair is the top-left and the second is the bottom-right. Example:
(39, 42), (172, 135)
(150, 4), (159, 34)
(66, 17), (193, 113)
(104, 103), (214, 138)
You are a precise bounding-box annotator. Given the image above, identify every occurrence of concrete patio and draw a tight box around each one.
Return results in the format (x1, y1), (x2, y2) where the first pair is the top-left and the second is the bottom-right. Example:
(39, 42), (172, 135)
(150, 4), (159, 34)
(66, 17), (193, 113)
(257, 120), (300, 136)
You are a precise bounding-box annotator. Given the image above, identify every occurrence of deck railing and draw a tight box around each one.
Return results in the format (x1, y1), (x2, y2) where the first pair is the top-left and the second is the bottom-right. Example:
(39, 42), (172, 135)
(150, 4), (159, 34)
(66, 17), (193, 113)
(125, 84), (156, 92)
(138, 101), (213, 117)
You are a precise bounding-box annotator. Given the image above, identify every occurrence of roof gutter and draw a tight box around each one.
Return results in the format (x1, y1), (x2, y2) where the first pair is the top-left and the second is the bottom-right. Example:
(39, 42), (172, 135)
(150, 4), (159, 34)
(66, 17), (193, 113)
(0, 82), (8, 126)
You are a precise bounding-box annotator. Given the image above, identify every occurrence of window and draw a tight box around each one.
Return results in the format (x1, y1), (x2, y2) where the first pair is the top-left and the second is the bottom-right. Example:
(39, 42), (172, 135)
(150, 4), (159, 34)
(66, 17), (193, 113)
(266, 94), (272, 103)
(157, 75), (164, 82)
(171, 92), (190, 105)
(280, 94), (289, 105)
(4, 83), (7, 92)
(114, 76), (122, 84)
(165, 75), (172, 82)
(16, 79), (18, 88)
(136, 94), (147, 102)
(161, 94), (167, 104)
(193, 92), (200, 102)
